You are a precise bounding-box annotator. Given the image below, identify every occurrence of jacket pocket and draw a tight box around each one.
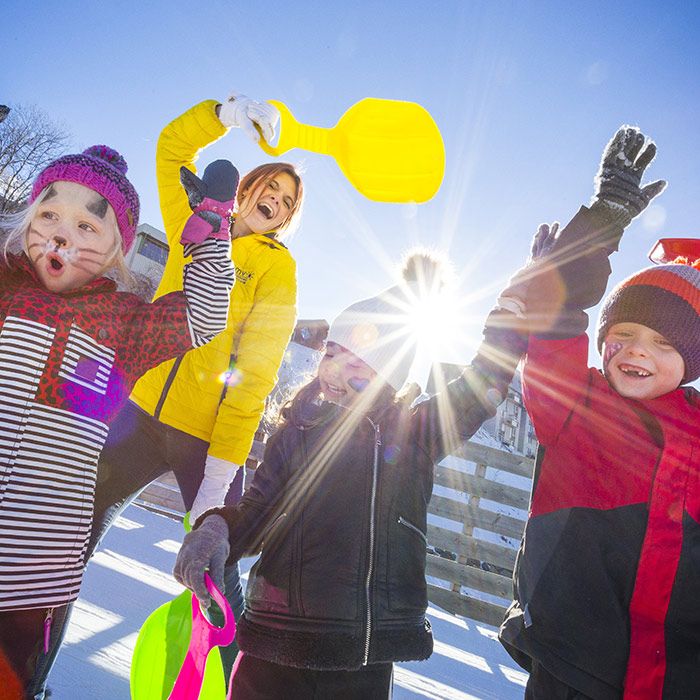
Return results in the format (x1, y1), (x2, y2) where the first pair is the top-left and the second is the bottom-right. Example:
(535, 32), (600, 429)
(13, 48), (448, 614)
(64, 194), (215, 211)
(59, 324), (115, 395)
(387, 514), (429, 613)
(245, 514), (292, 614)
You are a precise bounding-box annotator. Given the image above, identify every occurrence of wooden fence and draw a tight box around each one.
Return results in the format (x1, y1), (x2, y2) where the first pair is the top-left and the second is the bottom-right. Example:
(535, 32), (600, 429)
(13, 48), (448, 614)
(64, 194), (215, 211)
(137, 440), (535, 628)
(426, 441), (534, 627)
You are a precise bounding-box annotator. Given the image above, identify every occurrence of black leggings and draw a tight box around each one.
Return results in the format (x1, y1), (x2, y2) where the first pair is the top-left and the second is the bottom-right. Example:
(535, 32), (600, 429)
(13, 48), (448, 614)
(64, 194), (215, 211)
(230, 654), (394, 700)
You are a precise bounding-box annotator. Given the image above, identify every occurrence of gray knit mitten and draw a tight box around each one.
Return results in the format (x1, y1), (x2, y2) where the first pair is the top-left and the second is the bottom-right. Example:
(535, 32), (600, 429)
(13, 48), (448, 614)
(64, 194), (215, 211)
(173, 514), (230, 607)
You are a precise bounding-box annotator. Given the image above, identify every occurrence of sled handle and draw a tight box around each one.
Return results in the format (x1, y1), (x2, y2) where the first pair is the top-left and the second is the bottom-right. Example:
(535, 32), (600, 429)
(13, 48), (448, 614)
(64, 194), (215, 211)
(257, 100), (331, 157)
(648, 238), (700, 264)
(167, 573), (235, 700)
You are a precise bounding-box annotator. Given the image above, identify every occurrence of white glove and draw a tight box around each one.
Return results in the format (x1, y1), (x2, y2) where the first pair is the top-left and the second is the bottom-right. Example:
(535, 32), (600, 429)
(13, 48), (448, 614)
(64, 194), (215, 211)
(189, 455), (240, 524)
(218, 92), (279, 144)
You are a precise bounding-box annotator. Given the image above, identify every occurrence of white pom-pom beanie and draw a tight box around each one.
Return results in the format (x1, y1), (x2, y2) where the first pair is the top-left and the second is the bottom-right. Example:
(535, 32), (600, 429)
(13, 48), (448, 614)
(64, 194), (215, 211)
(326, 250), (450, 391)
(326, 283), (418, 391)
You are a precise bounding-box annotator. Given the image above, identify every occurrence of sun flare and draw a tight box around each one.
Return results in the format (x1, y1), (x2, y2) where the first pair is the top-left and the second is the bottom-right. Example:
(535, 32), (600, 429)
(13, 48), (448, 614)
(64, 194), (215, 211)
(407, 288), (461, 356)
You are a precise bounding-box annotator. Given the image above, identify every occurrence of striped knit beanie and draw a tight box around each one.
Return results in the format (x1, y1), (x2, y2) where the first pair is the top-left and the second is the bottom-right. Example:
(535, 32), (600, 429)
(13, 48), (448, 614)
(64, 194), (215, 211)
(596, 260), (700, 384)
(30, 145), (140, 252)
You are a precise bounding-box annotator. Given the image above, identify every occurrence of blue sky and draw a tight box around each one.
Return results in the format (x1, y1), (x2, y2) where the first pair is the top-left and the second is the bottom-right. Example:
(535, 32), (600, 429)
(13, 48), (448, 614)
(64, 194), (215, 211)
(3, 1), (699, 385)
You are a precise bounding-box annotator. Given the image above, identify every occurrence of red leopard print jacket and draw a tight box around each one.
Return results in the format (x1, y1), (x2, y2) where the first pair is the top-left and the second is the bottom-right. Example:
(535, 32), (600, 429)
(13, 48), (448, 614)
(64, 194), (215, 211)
(0, 251), (230, 610)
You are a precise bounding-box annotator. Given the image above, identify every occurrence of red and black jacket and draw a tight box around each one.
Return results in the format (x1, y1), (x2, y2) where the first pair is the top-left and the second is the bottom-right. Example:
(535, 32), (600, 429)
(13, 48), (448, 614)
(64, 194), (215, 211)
(500, 333), (700, 700)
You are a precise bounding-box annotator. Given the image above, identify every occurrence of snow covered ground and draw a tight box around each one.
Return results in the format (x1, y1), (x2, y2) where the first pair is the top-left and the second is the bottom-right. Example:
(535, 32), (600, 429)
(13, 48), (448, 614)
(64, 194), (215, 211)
(49, 504), (528, 699)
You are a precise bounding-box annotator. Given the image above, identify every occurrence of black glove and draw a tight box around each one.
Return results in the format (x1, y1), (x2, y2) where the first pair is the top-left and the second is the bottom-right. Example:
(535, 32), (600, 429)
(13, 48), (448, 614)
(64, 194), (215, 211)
(497, 127), (666, 339)
(592, 125), (666, 231)
(497, 216), (602, 338)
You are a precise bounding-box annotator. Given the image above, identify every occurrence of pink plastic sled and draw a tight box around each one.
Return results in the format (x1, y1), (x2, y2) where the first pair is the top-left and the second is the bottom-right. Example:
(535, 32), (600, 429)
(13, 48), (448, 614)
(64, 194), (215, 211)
(167, 573), (236, 700)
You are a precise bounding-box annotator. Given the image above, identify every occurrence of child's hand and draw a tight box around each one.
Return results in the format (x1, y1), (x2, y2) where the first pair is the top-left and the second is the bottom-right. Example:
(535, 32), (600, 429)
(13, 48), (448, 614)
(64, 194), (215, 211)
(592, 126), (667, 227)
(528, 221), (560, 262)
(179, 160), (239, 245)
(173, 514), (230, 608)
(497, 222), (560, 319)
(218, 92), (280, 144)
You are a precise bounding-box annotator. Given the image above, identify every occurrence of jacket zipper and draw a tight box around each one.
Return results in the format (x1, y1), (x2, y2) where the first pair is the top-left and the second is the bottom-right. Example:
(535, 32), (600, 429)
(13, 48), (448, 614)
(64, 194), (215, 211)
(363, 418), (381, 666)
(263, 512), (287, 545)
(153, 355), (184, 420)
(43, 607), (55, 653)
(218, 353), (238, 406)
(398, 516), (428, 545)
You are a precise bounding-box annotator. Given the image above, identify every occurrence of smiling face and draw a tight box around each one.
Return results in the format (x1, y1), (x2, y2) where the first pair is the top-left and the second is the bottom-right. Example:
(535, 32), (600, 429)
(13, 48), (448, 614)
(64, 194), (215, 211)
(26, 181), (119, 293)
(318, 342), (381, 408)
(602, 322), (685, 400)
(234, 171), (299, 236)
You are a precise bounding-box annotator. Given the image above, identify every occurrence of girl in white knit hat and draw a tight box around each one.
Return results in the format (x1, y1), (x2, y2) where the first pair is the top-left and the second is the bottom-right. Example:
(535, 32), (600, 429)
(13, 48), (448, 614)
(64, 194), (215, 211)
(173, 250), (527, 698)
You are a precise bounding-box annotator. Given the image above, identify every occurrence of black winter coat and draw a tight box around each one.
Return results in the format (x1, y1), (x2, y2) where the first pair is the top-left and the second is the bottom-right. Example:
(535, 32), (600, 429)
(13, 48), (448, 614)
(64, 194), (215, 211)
(209, 367), (508, 670)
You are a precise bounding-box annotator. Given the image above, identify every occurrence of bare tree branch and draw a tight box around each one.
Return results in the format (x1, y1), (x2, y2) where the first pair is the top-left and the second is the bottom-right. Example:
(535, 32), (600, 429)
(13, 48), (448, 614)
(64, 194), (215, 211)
(0, 104), (71, 214)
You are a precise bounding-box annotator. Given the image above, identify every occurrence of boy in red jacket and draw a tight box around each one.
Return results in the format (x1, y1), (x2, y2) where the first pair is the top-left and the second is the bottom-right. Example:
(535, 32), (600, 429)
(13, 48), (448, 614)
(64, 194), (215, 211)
(499, 128), (700, 699)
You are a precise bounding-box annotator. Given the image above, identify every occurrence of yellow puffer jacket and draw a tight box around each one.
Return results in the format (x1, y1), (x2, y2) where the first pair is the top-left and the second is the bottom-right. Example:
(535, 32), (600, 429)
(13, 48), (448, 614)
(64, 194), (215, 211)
(130, 100), (297, 464)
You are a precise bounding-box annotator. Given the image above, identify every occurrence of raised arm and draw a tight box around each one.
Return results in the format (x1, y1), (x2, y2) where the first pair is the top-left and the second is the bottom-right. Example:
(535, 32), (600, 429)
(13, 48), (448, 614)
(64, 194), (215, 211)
(411, 287), (530, 465)
(415, 126), (666, 460)
(156, 100), (228, 245)
(498, 126), (666, 339)
(499, 126), (667, 442)
(156, 94), (279, 250)
(122, 161), (237, 377)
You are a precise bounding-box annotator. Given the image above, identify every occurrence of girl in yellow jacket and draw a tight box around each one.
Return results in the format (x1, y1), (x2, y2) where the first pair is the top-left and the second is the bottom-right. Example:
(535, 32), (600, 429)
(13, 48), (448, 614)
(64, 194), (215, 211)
(30, 94), (304, 696)
(130, 94), (303, 518)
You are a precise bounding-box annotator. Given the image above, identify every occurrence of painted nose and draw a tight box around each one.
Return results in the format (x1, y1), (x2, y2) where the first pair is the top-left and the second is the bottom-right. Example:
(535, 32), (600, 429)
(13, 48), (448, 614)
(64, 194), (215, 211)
(53, 235), (67, 249)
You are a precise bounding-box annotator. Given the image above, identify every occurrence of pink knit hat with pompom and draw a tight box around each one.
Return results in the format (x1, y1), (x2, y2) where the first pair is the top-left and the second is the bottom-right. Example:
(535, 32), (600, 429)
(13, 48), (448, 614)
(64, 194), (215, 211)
(30, 145), (140, 252)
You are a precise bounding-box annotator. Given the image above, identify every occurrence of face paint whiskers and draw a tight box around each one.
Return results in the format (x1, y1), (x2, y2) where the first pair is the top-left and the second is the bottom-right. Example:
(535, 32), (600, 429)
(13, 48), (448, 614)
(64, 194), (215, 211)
(26, 227), (109, 277)
(25, 227), (79, 264)
(70, 245), (112, 275)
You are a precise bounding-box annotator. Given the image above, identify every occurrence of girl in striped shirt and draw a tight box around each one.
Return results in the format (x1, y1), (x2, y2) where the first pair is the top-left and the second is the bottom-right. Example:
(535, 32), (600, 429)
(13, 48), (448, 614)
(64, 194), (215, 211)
(0, 145), (234, 695)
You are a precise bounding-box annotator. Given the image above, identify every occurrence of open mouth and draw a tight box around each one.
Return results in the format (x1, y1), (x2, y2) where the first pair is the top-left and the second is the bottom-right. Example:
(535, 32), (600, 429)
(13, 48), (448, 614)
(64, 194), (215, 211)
(46, 252), (65, 274)
(257, 202), (274, 220)
(618, 363), (652, 378)
(324, 382), (347, 397)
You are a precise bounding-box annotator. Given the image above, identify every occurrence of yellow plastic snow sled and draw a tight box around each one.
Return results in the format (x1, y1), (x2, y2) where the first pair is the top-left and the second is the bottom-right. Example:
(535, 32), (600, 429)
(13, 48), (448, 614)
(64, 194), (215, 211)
(258, 98), (445, 203)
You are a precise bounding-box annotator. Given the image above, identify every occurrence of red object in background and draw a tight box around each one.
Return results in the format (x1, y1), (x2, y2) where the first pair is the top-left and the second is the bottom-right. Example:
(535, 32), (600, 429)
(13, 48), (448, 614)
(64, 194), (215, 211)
(648, 238), (700, 264)
(0, 648), (23, 700)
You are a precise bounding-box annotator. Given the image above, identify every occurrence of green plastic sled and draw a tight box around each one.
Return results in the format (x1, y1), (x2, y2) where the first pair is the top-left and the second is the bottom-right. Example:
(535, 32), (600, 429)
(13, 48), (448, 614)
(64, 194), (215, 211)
(130, 513), (228, 699)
